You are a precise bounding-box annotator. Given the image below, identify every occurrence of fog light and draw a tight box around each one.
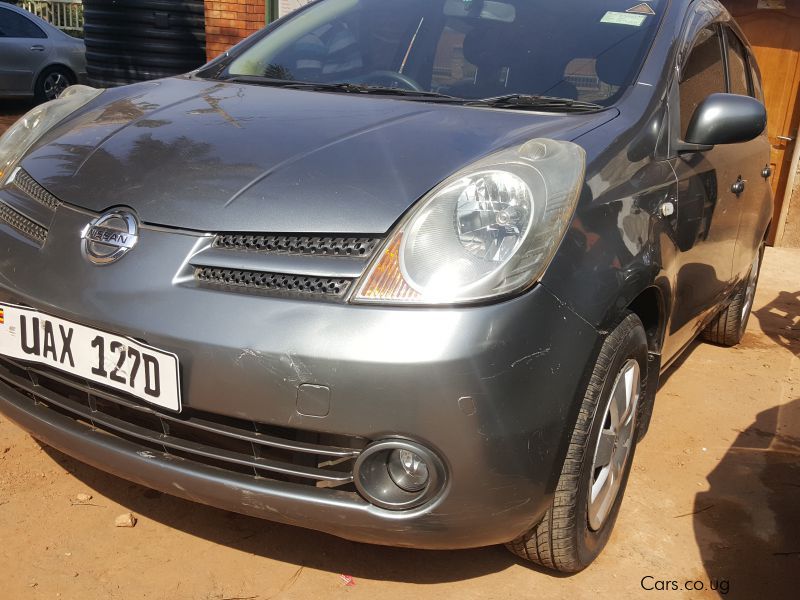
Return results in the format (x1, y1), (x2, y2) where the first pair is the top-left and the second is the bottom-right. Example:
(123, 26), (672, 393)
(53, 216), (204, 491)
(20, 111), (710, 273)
(353, 439), (445, 510)
(388, 449), (429, 492)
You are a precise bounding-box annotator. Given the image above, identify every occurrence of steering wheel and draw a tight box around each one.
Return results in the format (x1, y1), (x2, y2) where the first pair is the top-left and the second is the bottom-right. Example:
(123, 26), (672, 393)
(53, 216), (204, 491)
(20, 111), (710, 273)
(358, 70), (425, 92)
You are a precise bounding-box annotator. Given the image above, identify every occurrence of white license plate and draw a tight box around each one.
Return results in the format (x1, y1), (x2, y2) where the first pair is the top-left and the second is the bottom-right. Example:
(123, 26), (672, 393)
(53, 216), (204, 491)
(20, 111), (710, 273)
(0, 304), (181, 411)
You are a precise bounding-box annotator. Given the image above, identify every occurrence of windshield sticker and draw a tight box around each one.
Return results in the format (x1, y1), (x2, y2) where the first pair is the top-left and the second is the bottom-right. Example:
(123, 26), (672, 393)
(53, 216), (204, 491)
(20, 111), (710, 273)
(277, 0), (313, 19)
(626, 3), (656, 15)
(600, 11), (647, 26)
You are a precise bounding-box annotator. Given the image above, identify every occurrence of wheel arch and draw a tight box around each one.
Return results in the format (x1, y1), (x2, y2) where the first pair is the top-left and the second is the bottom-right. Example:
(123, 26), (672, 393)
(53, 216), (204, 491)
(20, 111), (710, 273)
(617, 280), (670, 440)
(38, 63), (78, 84)
(626, 284), (667, 354)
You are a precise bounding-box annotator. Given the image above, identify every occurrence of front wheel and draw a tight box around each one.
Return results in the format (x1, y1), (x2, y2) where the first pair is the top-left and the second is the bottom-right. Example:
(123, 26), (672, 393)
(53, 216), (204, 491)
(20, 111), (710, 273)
(507, 312), (648, 572)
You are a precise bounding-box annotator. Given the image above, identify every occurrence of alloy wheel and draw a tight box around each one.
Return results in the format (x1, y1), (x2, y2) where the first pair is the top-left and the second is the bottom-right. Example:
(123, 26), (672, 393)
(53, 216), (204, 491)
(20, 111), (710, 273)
(588, 358), (641, 531)
(43, 72), (69, 101)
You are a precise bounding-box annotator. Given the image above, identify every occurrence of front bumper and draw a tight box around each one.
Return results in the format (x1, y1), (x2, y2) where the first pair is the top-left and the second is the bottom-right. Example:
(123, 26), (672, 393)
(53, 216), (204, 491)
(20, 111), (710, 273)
(0, 199), (600, 549)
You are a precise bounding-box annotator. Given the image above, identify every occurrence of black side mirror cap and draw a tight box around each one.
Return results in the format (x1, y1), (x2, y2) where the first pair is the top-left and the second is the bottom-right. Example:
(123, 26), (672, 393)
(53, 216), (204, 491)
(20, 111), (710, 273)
(682, 92), (767, 148)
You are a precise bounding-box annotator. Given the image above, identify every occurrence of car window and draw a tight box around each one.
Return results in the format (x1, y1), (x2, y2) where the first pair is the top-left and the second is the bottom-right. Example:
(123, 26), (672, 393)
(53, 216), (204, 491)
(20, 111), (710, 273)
(679, 26), (725, 139)
(725, 28), (751, 97)
(0, 7), (47, 39)
(224, 0), (667, 106)
(748, 52), (764, 103)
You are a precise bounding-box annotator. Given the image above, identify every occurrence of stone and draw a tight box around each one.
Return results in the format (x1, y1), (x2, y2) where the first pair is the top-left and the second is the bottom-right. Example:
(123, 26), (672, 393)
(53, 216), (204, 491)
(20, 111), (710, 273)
(114, 513), (137, 528)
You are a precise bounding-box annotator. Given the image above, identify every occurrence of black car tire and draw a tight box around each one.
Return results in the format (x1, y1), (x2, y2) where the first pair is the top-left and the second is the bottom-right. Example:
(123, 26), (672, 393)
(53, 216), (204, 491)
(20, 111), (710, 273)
(701, 243), (764, 347)
(507, 312), (648, 572)
(34, 65), (75, 103)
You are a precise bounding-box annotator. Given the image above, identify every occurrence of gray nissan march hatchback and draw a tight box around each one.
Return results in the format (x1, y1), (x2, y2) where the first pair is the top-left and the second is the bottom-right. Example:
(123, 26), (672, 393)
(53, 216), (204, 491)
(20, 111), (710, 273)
(0, 0), (771, 572)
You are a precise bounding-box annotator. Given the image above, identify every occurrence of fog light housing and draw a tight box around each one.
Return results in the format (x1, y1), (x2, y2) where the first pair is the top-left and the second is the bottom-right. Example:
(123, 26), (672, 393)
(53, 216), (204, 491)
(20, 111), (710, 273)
(354, 440), (445, 510)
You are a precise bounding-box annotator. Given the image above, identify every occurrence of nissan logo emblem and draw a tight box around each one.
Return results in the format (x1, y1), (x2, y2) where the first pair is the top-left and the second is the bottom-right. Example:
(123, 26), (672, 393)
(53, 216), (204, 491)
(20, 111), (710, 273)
(81, 209), (139, 265)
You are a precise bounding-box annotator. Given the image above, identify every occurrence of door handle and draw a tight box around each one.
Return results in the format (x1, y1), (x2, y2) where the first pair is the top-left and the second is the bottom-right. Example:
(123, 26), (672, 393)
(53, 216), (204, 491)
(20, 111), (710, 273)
(762, 165), (772, 179)
(29, 45), (45, 51)
(731, 176), (746, 196)
(777, 135), (795, 142)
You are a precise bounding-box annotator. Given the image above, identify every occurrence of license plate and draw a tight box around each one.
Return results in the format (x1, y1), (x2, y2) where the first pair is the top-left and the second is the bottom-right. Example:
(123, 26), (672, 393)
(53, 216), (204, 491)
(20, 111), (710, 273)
(0, 304), (181, 411)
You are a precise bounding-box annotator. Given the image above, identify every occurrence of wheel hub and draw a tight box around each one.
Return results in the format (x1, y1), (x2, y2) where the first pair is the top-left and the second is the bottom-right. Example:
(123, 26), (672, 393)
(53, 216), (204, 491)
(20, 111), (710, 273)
(43, 73), (69, 101)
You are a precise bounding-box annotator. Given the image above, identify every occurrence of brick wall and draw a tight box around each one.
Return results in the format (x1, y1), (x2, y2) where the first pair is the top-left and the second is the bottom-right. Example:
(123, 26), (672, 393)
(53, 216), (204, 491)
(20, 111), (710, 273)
(204, 1), (266, 61)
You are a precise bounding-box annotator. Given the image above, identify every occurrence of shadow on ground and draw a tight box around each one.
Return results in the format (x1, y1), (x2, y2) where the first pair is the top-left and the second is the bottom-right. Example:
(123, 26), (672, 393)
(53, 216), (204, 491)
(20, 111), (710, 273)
(693, 398), (800, 598)
(657, 339), (701, 389)
(752, 290), (800, 356)
(40, 444), (528, 584)
(694, 289), (800, 598)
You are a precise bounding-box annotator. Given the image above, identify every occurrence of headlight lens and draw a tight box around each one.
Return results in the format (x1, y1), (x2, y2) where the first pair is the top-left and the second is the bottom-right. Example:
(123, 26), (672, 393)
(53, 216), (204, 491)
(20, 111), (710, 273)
(352, 138), (585, 304)
(0, 85), (103, 184)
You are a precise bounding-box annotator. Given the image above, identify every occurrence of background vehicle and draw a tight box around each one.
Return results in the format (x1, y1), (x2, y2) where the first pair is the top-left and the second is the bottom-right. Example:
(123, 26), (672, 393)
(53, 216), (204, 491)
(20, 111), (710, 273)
(0, 1), (87, 101)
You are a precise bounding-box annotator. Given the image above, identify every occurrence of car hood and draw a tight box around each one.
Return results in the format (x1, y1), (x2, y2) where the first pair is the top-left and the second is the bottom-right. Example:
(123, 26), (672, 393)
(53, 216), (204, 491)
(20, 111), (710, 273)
(21, 77), (616, 234)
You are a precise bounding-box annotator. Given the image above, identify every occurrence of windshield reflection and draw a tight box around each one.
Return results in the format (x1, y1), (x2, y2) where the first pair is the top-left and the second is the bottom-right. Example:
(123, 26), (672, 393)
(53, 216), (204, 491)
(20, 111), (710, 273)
(214, 0), (665, 107)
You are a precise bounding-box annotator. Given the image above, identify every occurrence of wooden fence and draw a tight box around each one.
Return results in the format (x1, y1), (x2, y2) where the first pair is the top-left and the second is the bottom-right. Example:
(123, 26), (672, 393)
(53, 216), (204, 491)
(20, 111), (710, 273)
(20, 0), (83, 34)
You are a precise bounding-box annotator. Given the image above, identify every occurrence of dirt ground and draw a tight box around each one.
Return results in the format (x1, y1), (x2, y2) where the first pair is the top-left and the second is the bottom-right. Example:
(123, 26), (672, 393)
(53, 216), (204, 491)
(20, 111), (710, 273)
(1, 101), (799, 599)
(0, 100), (33, 132)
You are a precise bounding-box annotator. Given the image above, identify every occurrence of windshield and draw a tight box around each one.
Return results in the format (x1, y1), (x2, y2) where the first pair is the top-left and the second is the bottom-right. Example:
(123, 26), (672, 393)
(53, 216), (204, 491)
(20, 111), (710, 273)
(222, 0), (665, 106)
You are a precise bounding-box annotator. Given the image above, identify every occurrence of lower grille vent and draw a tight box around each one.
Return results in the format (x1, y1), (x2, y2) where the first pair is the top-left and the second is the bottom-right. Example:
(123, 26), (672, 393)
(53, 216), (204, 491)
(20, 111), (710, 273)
(0, 356), (366, 491)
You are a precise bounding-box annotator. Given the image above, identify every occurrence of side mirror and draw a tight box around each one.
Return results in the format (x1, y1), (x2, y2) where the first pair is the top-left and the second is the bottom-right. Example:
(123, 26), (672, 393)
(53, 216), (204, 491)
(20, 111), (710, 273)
(684, 93), (767, 147)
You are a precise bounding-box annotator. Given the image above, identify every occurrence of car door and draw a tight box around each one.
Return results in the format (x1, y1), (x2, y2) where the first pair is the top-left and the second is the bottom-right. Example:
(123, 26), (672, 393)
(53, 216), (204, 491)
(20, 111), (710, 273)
(724, 25), (772, 278)
(664, 22), (745, 358)
(0, 6), (51, 96)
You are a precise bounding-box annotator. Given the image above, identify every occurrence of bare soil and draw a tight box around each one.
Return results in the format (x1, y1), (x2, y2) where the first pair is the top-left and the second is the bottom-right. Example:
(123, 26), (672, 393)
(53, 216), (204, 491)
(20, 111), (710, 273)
(1, 102), (798, 599)
(0, 100), (33, 132)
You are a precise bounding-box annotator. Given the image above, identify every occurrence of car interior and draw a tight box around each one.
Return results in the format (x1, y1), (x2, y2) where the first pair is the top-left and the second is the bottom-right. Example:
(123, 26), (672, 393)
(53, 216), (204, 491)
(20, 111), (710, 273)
(231, 0), (664, 105)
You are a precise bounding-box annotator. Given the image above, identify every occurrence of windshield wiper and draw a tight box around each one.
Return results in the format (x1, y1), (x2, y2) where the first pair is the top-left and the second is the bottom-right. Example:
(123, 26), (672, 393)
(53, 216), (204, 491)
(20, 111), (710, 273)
(466, 94), (604, 112)
(221, 76), (462, 100)
(220, 76), (601, 111)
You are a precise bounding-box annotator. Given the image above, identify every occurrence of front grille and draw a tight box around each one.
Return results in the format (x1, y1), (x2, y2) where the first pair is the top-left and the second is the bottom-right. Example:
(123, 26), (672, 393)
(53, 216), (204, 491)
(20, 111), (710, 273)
(0, 356), (366, 491)
(0, 201), (48, 245)
(11, 169), (60, 210)
(195, 266), (353, 299)
(214, 234), (382, 258)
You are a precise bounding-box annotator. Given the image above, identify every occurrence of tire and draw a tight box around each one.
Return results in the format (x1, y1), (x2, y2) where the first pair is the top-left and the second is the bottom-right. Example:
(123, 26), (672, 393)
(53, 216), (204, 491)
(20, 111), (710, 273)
(507, 312), (648, 572)
(701, 243), (764, 347)
(34, 66), (75, 103)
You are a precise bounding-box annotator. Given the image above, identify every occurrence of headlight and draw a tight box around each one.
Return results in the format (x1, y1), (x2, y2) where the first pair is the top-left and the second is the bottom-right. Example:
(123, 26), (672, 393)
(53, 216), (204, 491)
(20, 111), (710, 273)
(0, 85), (103, 184)
(352, 138), (585, 305)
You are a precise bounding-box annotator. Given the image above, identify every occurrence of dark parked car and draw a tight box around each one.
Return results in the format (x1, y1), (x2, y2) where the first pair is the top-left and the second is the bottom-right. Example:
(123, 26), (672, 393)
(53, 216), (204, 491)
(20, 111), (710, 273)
(0, 0), (771, 572)
(0, 1), (87, 101)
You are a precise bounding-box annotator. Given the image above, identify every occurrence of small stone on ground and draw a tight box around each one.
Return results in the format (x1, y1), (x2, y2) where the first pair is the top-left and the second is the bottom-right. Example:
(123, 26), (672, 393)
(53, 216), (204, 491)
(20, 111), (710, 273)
(114, 513), (137, 528)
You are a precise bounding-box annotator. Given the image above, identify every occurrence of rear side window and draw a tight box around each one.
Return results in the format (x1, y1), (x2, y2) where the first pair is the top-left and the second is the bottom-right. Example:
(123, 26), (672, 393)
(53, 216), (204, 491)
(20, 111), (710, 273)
(0, 8), (47, 39)
(679, 26), (726, 139)
(725, 28), (751, 97)
(748, 52), (764, 102)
